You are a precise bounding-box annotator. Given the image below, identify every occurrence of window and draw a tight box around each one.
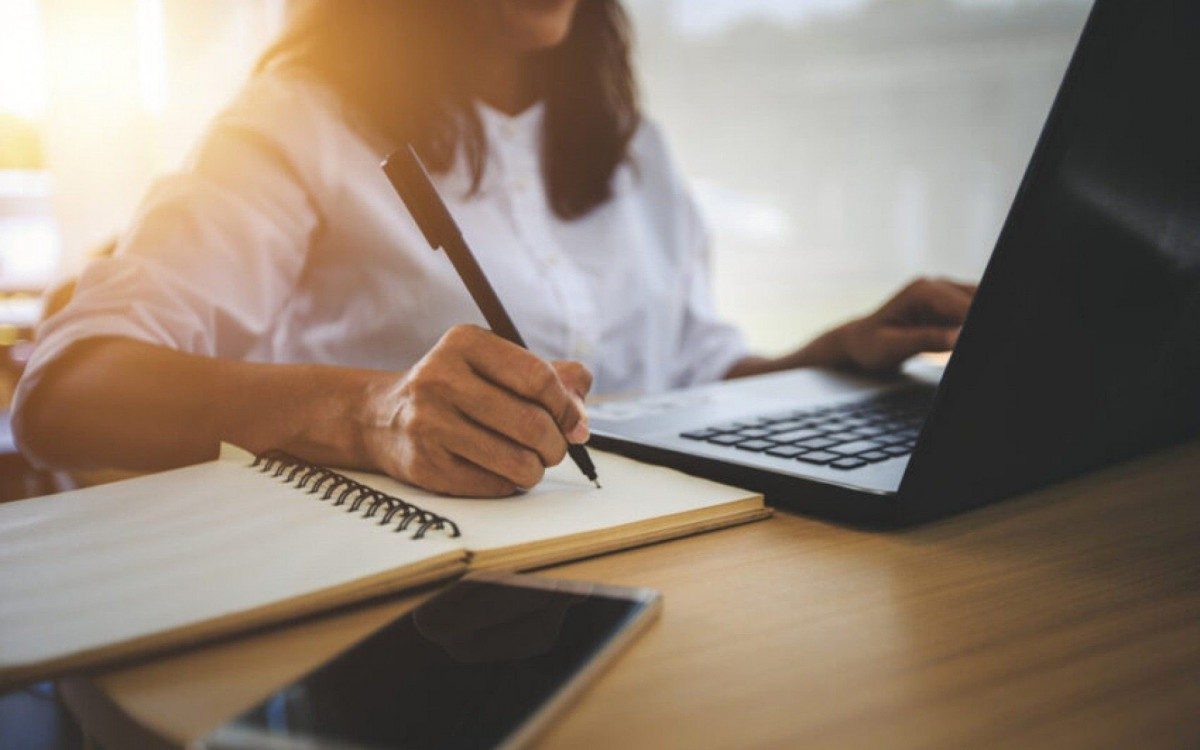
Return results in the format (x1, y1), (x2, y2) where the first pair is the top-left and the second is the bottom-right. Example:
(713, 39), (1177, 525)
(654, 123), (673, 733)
(0, 0), (55, 292)
(0, 0), (285, 292)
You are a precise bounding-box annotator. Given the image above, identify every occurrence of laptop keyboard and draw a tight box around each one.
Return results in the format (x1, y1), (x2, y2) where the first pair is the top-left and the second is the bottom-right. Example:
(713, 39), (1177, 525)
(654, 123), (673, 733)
(679, 387), (933, 471)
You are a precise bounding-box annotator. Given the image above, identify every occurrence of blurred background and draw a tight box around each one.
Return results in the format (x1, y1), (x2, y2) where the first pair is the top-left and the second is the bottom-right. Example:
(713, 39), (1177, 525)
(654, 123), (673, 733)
(0, 0), (1091, 354)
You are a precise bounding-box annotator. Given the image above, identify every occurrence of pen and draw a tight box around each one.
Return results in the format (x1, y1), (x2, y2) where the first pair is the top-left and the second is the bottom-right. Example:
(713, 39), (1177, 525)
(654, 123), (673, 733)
(382, 144), (601, 489)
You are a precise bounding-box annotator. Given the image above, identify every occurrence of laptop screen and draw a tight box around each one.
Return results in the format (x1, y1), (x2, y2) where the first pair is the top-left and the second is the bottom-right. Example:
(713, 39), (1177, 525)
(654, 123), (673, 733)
(901, 0), (1200, 518)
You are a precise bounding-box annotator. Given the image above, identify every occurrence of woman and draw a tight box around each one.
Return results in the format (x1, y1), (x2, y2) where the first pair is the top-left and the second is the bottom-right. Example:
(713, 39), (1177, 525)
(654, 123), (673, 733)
(13, 0), (974, 497)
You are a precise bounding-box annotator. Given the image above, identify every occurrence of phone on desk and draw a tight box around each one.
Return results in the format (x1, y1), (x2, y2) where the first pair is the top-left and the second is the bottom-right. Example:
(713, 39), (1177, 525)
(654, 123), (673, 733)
(195, 572), (661, 750)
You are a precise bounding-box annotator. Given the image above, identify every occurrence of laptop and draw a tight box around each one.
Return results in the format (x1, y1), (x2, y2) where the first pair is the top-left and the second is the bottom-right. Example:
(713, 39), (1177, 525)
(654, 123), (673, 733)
(590, 0), (1200, 526)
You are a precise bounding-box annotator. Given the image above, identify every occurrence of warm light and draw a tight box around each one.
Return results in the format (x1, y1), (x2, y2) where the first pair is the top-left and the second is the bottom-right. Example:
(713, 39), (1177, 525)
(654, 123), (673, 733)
(136, 0), (168, 115)
(0, 0), (47, 119)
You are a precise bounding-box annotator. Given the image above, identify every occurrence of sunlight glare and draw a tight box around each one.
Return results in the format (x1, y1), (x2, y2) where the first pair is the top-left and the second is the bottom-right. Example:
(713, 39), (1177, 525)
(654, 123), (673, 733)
(0, 0), (47, 118)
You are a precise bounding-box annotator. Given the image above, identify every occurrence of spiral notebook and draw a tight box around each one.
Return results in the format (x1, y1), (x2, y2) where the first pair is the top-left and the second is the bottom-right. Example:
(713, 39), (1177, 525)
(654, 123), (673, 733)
(0, 444), (766, 690)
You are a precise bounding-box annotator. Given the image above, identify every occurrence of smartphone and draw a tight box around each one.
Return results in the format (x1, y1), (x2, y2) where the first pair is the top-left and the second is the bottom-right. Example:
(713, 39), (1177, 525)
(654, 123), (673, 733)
(195, 572), (661, 750)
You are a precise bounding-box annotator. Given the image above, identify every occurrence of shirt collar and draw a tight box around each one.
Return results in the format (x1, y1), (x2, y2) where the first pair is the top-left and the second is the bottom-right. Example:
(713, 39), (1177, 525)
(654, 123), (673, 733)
(476, 99), (545, 153)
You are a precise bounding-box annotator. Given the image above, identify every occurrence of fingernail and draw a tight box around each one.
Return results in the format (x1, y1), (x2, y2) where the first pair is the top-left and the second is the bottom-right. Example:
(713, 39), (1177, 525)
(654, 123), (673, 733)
(567, 418), (590, 444)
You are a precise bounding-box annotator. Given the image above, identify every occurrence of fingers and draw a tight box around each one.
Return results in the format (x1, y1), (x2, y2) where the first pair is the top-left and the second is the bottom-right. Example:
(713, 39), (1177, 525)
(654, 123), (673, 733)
(888, 277), (975, 326)
(439, 454), (520, 497)
(449, 326), (591, 442)
(399, 398), (545, 492)
(439, 415), (547, 490)
(552, 359), (593, 398)
(871, 326), (959, 370)
(374, 325), (594, 497)
(552, 360), (591, 443)
(452, 379), (568, 467)
(411, 448), (519, 498)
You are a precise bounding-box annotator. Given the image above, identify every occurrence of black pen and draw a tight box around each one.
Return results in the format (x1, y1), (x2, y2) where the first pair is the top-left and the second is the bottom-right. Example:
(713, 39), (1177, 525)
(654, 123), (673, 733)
(382, 144), (601, 489)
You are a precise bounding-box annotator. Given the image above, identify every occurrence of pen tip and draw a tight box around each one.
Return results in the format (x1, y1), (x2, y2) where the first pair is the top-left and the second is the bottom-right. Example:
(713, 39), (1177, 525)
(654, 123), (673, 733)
(593, 480), (602, 489)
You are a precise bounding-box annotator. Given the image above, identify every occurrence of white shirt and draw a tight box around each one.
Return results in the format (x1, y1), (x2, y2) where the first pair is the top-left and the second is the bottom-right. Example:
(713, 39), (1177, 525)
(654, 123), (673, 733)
(14, 71), (748, 415)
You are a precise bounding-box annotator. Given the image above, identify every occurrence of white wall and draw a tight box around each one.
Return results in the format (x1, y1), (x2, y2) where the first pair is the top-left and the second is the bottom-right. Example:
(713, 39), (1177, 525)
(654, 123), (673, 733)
(627, 0), (1091, 351)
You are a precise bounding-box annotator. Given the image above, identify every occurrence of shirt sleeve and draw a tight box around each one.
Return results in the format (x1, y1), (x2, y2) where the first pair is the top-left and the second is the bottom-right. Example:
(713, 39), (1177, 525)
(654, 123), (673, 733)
(668, 168), (751, 389)
(12, 79), (321, 423)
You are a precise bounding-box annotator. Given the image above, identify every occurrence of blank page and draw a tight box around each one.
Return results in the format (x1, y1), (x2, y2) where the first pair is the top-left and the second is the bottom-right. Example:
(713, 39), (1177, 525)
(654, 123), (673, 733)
(339, 450), (763, 561)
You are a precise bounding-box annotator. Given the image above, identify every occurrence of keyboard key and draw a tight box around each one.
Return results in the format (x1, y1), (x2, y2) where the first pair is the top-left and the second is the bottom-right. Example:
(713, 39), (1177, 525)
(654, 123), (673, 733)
(858, 450), (891, 462)
(830, 457), (868, 470)
(710, 421), (751, 431)
(883, 445), (912, 456)
(706, 434), (746, 446)
(768, 428), (823, 443)
(737, 428), (773, 438)
(765, 445), (806, 458)
(864, 414), (898, 425)
(852, 425), (886, 437)
(765, 420), (806, 433)
(797, 437), (838, 450)
(796, 450), (839, 464)
(826, 432), (861, 443)
(829, 440), (886, 455)
(735, 439), (775, 452)
(680, 429), (720, 440)
(876, 434), (911, 445)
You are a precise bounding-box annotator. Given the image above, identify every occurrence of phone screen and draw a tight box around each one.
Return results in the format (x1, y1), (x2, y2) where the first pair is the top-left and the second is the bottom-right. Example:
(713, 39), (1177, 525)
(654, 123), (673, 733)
(201, 577), (656, 750)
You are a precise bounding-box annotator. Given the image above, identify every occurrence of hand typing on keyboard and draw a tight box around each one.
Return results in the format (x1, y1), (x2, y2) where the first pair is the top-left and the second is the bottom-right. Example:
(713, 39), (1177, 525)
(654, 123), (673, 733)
(725, 278), (976, 378)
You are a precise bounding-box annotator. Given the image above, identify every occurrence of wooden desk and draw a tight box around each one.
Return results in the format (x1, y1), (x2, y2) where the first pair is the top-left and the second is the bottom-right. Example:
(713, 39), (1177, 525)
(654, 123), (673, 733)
(61, 444), (1200, 749)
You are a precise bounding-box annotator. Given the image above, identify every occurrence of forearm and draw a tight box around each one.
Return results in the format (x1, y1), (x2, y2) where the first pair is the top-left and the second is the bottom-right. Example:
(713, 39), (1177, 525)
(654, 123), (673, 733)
(724, 325), (852, 380)
(14, 337), (381, 472)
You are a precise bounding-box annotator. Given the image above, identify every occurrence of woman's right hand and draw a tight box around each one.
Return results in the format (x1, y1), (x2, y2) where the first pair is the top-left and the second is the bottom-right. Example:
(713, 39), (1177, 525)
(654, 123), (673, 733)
(358, 325), (593, 497)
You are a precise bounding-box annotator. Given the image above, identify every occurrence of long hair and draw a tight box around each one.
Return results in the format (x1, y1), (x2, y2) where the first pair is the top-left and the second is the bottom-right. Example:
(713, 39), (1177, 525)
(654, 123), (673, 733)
(255, 0), (640, 220)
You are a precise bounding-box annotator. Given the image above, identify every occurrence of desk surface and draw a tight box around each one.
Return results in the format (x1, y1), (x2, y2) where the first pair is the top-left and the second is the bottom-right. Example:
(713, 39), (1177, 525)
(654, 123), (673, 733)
(62, 443), (1200, 749)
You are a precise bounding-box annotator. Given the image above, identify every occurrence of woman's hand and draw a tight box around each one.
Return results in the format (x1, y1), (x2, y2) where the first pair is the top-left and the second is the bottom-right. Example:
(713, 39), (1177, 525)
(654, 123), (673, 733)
(726, 277), (977, 379)
(834, 277), (977, 371)
(357, 325), (592, 497)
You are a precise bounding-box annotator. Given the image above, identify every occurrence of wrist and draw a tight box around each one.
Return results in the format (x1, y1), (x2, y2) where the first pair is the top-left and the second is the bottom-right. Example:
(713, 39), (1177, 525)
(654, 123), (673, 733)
(725, 322), (860, 379)
(268, 364), (388, 470)
(790, 322), (857, 370)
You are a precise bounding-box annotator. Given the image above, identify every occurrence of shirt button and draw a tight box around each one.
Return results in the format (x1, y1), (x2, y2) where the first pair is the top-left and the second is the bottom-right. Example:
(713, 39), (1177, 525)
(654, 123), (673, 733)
(501, 122), (517, 138)
(573, 340), (593, 358)
(513, 176), (530, 191)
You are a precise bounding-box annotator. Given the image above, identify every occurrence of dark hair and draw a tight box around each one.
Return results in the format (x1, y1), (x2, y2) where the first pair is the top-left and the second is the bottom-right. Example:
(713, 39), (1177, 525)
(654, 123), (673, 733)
(255, 0), (640, 219)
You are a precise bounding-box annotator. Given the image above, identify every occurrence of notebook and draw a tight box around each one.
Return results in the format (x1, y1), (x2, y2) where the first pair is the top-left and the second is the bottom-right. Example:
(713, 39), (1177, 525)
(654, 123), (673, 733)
(0, 444), (767, 690)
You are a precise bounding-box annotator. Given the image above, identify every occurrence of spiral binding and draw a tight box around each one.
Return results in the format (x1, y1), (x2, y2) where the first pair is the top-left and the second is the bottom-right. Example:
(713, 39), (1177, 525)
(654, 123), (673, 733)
(251, 451), (461, 540)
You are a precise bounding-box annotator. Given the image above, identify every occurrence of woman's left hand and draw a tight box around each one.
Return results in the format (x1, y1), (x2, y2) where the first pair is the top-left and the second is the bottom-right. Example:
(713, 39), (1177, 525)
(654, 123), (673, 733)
(726, 276), (978, 380)
(833, 277), (977, 371)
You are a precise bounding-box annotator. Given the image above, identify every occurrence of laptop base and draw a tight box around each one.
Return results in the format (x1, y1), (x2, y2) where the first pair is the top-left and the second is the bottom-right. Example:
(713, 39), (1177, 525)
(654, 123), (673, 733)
(589, 433), (902, 528)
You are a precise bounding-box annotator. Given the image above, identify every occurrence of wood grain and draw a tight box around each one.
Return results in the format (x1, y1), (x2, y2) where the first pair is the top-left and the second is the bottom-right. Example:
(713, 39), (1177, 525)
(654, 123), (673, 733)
(60, 442), (1200, 749)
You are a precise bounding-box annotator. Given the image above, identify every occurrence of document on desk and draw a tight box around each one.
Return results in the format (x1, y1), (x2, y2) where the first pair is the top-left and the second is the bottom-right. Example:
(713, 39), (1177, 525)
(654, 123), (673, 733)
(0, 444), (767, 690)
